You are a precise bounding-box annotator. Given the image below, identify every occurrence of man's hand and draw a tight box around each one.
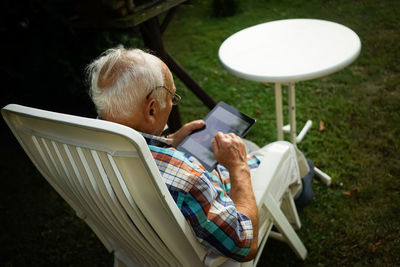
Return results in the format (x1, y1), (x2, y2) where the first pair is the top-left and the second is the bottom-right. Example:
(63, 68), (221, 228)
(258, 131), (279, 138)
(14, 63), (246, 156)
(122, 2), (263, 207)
(211, 132), (248, 171)
(169, 120), (205, 147)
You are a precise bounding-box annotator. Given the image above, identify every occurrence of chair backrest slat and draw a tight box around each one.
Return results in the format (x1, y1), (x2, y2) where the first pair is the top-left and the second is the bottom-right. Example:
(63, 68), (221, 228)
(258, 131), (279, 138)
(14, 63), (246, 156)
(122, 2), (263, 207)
(62, 145), (154, 266)
(63, 142), (163, 266)
(30, 135), (84, 214)
(32, 134), (135, 261)
(74, 146), (158, 266)
(100, 152), (179, 266)
(90, 149), (170, 266)
(32, 136), (59, 180)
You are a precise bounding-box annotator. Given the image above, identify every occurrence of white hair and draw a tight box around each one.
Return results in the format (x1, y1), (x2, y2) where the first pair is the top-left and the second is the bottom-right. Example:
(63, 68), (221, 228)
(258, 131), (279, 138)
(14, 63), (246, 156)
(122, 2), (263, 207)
(86, 46), (166, 120)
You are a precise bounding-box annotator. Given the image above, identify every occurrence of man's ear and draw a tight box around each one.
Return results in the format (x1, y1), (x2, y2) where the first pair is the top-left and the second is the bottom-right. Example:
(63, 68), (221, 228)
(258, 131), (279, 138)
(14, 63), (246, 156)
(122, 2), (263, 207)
(143, 98), (157, 124)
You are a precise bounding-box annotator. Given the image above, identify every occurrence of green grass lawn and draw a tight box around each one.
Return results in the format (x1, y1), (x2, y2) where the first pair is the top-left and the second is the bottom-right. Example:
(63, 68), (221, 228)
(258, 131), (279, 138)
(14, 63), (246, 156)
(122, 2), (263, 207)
(1, 0), (399, 266)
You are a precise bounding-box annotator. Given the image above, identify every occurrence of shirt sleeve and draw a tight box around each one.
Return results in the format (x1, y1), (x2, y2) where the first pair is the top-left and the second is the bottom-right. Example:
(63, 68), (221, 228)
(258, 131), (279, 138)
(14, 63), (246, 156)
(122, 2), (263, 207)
(179, 173), (254, 261)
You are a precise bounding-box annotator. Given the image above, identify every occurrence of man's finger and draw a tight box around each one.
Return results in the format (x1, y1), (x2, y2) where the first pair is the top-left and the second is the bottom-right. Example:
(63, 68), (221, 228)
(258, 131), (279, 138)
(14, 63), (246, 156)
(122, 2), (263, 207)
(228, 133), (237, 139)
(184, 120), (205, 132)
(214, 131), (225, 143)
(191, 120), (205, 129)
(211, 137), (220, 154)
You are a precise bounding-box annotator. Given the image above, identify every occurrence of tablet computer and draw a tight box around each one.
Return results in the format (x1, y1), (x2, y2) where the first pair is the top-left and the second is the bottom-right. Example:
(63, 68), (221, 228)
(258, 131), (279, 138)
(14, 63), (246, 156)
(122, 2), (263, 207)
(177, 102), (256, 171)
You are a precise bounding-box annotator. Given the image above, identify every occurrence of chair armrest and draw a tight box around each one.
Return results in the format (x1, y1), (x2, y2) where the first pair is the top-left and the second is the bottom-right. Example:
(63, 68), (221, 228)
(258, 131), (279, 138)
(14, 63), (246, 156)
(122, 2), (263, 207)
(252, 142), (291, 208)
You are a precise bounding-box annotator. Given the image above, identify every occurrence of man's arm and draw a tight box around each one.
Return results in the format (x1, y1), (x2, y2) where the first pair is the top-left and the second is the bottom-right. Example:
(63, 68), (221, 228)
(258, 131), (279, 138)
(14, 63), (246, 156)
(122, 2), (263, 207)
(212, 132), (259, 261)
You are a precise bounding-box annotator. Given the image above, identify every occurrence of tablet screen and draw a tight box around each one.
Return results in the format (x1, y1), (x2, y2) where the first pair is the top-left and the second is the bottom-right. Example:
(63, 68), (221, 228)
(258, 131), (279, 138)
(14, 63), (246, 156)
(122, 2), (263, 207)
(177, 102), (255, 171)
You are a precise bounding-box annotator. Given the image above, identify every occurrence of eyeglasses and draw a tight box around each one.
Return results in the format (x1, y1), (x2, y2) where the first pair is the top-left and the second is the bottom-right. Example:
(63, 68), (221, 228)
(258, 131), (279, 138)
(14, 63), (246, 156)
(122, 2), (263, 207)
(146, 85), (181, 105)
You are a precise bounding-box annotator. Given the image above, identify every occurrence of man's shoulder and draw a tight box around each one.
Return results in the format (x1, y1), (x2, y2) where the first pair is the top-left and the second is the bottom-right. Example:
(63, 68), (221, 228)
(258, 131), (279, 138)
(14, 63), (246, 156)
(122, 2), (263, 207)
(148, 145), (208, 193)
(148, 145), (189, 163)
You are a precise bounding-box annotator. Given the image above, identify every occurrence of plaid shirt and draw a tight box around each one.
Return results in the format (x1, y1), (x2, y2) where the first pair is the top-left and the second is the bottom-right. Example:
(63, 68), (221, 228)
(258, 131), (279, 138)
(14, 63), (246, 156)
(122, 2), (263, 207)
(140, 132), (260, 261)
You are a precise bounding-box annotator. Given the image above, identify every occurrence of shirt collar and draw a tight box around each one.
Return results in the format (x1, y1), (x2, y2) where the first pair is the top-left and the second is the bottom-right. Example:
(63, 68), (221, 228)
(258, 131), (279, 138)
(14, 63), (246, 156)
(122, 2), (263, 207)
(139, 131), (173, 148)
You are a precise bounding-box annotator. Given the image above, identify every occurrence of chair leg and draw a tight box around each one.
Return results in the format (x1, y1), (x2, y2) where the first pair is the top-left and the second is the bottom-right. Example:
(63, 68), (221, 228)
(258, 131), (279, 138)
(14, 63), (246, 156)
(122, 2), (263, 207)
(280, 190), (301, 230)
(265, 193), (307, 260)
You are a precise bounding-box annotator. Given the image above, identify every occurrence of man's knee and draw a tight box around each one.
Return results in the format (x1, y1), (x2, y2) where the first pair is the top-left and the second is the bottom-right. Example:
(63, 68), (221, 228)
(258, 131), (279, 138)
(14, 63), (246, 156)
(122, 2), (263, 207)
(295, 159), (315, 210)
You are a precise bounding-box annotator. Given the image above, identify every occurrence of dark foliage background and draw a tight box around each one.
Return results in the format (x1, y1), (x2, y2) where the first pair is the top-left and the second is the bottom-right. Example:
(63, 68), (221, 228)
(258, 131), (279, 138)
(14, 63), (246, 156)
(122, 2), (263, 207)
(0, 1), (141, 266)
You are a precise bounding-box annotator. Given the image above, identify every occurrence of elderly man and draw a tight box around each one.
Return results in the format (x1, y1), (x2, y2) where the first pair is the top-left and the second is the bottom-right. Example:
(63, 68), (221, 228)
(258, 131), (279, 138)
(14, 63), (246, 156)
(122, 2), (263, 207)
(86, 46), (312, 262)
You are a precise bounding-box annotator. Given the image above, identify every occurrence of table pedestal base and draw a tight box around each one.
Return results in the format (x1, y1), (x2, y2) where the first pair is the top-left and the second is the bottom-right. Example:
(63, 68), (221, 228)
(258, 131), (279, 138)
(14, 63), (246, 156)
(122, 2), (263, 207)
(282, 120), (313, 144)
(273, 83), (332, 186)
(314, 167), (332, 186)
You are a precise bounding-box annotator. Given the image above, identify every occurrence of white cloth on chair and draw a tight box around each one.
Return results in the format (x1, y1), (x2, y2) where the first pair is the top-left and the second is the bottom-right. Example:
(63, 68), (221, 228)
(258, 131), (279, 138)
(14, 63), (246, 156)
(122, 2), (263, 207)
(248, 141), (309, 202)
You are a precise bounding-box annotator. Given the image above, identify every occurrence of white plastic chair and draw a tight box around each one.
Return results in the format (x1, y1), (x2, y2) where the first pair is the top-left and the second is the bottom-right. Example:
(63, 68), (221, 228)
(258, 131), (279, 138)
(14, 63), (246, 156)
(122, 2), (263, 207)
(2, 104), (307, 267)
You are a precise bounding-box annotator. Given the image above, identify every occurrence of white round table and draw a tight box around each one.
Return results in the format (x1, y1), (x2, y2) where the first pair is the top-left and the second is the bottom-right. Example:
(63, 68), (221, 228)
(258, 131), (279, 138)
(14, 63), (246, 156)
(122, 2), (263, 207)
(219, 19), (361, 185)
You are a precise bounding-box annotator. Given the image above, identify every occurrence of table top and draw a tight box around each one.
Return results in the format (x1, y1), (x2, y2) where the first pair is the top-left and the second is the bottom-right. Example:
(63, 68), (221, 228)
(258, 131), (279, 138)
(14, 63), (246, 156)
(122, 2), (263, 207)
(218, 19), (361, 83)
